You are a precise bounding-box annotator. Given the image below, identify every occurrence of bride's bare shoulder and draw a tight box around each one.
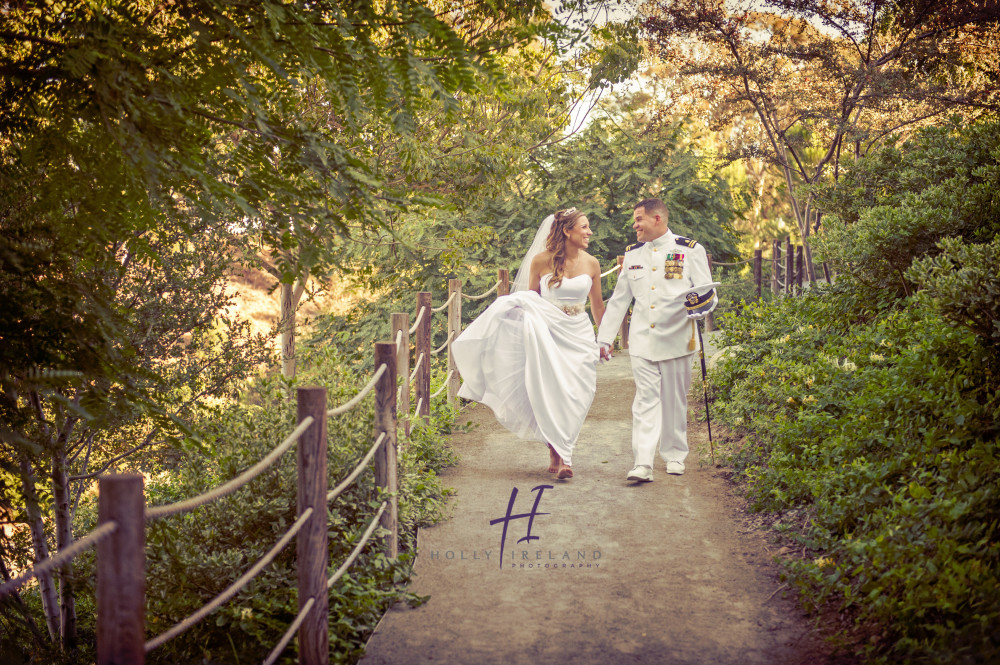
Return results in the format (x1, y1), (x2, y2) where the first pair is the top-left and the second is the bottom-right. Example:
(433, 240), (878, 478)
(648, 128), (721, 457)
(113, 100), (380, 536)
(530, 251), (555, 268)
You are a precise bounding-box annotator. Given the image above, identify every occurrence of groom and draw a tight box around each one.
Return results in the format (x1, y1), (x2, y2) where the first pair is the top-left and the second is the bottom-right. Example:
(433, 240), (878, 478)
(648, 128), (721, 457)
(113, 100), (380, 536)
(597, 198), (717, 482)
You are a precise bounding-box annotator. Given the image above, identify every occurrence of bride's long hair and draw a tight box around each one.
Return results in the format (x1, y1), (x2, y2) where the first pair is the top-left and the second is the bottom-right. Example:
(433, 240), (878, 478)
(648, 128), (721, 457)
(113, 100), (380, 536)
(545, 207), (586, 289)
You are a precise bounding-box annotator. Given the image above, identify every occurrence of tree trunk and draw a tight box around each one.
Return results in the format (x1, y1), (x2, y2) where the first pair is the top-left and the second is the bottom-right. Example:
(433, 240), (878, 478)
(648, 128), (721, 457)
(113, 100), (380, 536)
(52, 450), (77, 650)
(779, 161), (818, 285)
(279, 280), (308, 380)
(20, 457), (60, 641)
(280, 283), (296, 380)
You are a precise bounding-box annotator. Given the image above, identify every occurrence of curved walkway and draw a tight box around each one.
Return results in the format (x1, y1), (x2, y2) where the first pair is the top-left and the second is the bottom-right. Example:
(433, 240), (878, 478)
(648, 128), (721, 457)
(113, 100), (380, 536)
(361, 346), (846, 665)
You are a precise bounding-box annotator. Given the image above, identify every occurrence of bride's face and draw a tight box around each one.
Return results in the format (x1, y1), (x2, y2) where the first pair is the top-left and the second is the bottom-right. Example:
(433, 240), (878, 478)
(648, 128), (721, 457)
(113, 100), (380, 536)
(564, 216), (593, 249)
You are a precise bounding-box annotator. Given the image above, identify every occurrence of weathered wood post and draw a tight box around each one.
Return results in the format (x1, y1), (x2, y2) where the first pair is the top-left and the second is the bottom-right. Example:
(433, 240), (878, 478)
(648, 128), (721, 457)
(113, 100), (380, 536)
(753, 249), (762, 301)
(796, 245), (804, 294)
(447, 279), (462, 407)
(97, 474), (145, 665)
(771, 240), (780, 296)
(390, 313), (410, 437)
(296, 387), (328, 665)
(616, 255), (629, 348)
(498, 269), (510, 297)
(415, 292), (432, 425)
(374, 342), (399, 558)
(785, 238), (794, 296)
(705, 253), (716, 332)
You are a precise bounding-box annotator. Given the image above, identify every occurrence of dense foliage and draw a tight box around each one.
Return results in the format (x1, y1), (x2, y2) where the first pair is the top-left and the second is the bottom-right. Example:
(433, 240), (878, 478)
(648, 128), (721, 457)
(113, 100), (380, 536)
(709, 119), (1000, 663)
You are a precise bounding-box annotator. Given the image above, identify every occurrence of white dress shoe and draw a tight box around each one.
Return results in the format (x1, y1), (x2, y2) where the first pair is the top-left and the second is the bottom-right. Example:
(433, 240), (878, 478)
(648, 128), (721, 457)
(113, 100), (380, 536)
(626, 465), (653, 482)
(666, 460), (685, 475)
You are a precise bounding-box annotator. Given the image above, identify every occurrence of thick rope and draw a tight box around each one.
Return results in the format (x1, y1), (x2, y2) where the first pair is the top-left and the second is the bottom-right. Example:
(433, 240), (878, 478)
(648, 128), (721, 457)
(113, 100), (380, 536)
(327, 364), (388, 417)
(144, 507), (314, 652)
(713, 257), (757, 266)
(327, 432), (387, 503)
(145, 417), (314, 521)
(411, 398), (425, 419)
(395, 329), (405, 355)
(408, 353), (425, 383)
(461, 281), (500, 301)
(0, 521), (118, 597)
(430, 371), (454, 399)
(600, 265), (620, 278)
(431, 291), (458, 313)
(263, 596), (315, 665)
(327, 502), (388, 589)
(408, 305), (427, 334)
(431, 331), (455, 356)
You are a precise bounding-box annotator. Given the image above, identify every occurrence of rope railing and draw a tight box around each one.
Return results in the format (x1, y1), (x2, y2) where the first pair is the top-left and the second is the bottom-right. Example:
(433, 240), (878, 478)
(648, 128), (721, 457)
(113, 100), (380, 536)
(431, 290), (457, 313)
(600, 264), (620, 278)
(430, 372), (454, 399)
(36, 270), (514, 663)
(461, 280), (500, 301)
(326, 501), (388, 589)
(327, 364), (388, 417)
(409, 352), (426, 383)
(144, 506), (315, 652)
(408, 305), (427, 334)
(145, 416), (315, 521)
(0, 521), (118, 597)
(264, 597), (315, 665)
(327, 432), (387, 503)
(411, 398), (425, 420)
(432, 331), (455, 356)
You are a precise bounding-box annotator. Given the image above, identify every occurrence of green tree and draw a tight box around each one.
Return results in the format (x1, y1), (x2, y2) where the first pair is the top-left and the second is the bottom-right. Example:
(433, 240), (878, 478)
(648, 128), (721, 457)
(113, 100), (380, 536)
(0, 0), (560, 652)
(640, 0), (1000, 282)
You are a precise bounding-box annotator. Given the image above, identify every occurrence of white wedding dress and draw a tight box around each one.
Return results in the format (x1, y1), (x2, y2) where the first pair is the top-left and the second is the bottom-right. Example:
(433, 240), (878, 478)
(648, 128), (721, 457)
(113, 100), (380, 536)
(452, 273), (599, 465)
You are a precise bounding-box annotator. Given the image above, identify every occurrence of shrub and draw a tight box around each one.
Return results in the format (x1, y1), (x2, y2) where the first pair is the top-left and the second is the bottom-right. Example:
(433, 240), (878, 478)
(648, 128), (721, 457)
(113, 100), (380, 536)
(69, 345), (458, 664)
(712, 291), (1000, 663)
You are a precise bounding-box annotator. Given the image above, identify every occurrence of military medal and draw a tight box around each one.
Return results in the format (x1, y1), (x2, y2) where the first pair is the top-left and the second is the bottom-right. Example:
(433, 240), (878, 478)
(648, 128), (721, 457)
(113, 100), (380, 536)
(664, 253), (685, 279)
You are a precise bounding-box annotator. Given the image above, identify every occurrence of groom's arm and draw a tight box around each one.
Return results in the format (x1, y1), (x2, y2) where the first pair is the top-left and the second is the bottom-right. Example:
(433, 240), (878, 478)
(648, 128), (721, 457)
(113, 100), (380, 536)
(597, 265), (634, 347)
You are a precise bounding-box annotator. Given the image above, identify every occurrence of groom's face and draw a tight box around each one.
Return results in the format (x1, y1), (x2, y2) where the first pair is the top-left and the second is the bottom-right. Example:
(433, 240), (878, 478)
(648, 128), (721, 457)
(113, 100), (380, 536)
(632, 206), (668, 243)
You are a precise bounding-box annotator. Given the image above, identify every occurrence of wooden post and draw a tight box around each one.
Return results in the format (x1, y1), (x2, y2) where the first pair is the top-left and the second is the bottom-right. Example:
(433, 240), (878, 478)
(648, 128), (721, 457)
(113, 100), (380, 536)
(447, 279), (462, 407)
(97, 474), (145, 665)
(415, 292), (431, 424)
(374, 342), (399, 558)
(498, 269), (510, 297)
(296, 387), (328, 665)
(785, 238), (794, 296)
(796, 245), (804, 294)
(390, 313), (410, 437)
(753, 249), (762, 300)
(705, 253), (716, 332)
(771, 240), (780, 296)
(616, 255), (629, 348)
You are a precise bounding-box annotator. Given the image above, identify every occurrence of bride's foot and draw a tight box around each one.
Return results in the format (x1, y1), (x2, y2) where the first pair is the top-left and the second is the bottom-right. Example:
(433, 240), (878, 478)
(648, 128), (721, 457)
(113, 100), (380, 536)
(547, 444), (560, 473)
(556, 464), (573, 479)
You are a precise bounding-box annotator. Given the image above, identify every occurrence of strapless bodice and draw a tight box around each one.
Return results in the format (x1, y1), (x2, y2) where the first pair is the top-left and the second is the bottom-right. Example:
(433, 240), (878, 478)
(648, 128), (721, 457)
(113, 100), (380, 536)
(540, 273), (591, 307)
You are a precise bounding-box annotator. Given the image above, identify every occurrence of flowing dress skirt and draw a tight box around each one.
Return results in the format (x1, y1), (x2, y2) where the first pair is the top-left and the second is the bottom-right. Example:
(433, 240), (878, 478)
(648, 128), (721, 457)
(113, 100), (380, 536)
(452, 291), (598, 465)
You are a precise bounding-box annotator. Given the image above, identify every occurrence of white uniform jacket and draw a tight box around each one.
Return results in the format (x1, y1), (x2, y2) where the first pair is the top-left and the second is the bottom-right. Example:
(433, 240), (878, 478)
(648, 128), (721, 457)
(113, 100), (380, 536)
(597, 231), (714, 362)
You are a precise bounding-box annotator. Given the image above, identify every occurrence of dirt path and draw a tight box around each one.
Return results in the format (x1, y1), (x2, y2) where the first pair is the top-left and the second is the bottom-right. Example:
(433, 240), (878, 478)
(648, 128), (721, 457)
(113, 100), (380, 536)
(360, 349), (847, 665)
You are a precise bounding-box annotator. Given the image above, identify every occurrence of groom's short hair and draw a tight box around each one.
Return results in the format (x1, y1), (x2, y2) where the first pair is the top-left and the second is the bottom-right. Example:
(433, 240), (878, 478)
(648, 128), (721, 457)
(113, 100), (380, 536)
(635, 198), (669, 221)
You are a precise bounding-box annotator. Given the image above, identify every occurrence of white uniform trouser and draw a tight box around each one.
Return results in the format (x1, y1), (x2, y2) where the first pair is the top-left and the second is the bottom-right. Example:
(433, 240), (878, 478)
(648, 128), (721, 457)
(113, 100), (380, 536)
(629, 354), (692, 467)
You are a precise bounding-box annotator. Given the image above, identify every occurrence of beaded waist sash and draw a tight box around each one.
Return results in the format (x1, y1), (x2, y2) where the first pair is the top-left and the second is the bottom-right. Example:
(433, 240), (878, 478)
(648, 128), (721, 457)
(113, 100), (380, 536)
(554, 303), (585, 316)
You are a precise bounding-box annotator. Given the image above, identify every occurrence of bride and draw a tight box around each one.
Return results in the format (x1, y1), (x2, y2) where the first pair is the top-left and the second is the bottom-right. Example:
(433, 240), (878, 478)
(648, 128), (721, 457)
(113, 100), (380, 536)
(452, 207), (606, 479)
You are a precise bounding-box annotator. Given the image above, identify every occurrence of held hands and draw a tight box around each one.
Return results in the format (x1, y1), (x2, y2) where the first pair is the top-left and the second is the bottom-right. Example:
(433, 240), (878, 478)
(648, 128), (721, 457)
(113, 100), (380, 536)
(599, 342), (613, 362)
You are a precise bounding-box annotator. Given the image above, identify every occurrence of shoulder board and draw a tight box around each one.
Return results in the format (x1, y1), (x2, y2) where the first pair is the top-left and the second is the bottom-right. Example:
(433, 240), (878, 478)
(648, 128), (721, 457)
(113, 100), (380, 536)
(675, 236), (698, 248)
(625, 242), (646, 252)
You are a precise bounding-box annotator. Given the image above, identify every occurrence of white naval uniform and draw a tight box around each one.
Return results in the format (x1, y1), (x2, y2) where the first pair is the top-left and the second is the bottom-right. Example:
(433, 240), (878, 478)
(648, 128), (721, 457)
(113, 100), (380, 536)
(596, 231), (714, 467)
